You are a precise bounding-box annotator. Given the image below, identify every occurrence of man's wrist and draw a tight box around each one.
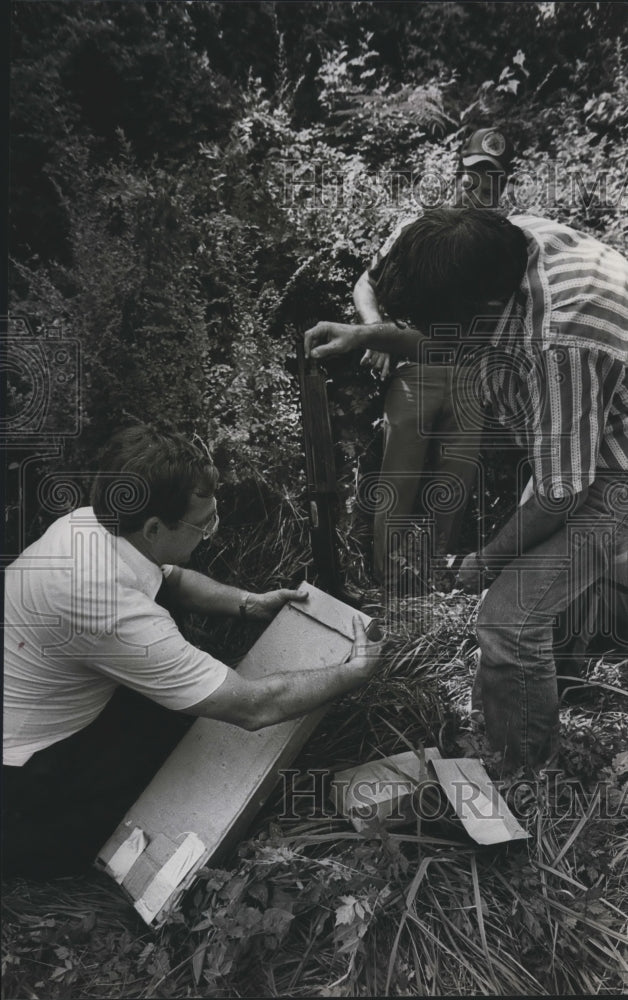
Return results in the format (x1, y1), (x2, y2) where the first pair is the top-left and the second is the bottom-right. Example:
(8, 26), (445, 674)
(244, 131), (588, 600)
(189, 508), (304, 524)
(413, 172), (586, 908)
(349, 324), (370, 350)
(338, 657), (367, 692)
(359, 323), (385, 351)
(239, 590), (251, 619)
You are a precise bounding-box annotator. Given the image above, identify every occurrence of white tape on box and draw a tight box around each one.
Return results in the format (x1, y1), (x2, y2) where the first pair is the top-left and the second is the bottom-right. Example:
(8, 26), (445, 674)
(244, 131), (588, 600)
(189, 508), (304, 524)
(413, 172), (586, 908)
(106, 827), (148, 883)
(134, 832), (206, 924)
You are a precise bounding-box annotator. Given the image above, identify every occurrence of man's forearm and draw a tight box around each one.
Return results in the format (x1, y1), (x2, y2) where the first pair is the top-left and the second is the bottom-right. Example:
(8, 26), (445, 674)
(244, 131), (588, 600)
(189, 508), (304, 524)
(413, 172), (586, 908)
(356, 321), (425, 356)
(188, 647), (379, 730)
(240, 661), (367, 728)
(164, 566), (246, 615)
(305, 320), (426, 361)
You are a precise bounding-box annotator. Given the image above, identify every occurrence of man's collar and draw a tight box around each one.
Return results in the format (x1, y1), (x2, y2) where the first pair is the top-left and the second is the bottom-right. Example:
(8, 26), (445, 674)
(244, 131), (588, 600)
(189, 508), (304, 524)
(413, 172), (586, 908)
(114, 534), (165, 598)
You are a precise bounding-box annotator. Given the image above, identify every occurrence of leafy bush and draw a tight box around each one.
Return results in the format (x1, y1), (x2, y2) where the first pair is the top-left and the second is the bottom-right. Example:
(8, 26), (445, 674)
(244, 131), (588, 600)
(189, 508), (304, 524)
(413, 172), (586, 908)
(6, 8), (628, 999)
(11, 14), (628, 551)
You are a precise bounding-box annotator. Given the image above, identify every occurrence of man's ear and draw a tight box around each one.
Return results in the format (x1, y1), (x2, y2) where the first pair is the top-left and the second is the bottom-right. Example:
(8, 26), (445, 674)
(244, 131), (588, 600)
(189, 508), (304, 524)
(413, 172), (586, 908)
(142, 516), (162, 542)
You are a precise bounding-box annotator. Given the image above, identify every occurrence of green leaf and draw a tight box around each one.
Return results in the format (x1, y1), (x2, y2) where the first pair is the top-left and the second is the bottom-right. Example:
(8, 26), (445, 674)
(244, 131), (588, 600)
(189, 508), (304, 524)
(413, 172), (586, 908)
(262, 907), (295, 937)
(335, 895), (357, 925)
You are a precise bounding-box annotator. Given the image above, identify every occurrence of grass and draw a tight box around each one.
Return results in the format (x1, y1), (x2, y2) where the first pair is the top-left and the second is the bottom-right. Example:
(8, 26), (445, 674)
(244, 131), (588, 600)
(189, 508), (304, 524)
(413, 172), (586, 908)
(3, 497), (628, 998)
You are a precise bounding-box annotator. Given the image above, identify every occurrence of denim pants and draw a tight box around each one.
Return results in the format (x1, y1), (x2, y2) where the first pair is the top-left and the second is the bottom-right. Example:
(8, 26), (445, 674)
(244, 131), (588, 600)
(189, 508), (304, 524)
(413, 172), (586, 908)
(475, 476), (628, 771)
(374, 363), (483, 580)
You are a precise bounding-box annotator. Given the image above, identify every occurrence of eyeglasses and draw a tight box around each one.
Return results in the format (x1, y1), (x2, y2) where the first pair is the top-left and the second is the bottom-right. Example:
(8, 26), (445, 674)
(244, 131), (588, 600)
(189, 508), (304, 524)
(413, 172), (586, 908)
(178, 511), (219, 541)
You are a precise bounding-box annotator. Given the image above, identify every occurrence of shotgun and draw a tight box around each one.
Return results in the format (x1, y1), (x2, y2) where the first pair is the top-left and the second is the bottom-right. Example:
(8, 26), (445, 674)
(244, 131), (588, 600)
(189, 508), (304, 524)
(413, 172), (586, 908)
(295, 334), (344, 599)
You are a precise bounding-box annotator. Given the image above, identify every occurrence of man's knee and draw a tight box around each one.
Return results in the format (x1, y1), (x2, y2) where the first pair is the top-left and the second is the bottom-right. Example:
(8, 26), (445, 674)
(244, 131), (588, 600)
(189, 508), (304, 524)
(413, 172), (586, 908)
(476, 578), (521, 668)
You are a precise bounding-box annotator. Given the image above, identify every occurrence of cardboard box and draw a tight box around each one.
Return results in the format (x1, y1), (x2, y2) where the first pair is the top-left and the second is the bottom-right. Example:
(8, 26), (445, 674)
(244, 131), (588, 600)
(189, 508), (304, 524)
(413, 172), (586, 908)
(96, 582), (372, 926)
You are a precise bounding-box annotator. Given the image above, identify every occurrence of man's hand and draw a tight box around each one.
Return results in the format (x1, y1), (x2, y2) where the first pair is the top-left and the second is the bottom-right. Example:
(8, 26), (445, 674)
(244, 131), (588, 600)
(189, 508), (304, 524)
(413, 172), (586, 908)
(304, 322), (363, 360)
(244, 588), (307, 621)
(455, 552), (489, 593)
(346, 616), (384, 682)
(360, 349), (391, 379)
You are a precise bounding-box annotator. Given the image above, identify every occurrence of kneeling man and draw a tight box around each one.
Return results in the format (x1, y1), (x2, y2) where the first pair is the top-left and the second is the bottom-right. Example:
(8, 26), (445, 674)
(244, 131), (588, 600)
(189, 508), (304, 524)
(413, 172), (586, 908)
(3, 423), (381, 874)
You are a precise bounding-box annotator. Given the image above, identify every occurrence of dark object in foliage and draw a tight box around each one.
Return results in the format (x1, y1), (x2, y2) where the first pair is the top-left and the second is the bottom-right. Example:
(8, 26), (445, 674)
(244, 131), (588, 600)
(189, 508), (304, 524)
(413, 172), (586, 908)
(295, 335), (360, 606)
(2, 688), (192, 879)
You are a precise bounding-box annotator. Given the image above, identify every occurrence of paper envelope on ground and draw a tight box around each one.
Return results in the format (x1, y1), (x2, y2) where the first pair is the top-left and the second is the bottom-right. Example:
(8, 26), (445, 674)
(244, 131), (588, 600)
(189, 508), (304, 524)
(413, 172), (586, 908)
(330, 749), (442, 832)
(331, 751), (528, 845)
(96, 582), (372, 926)
(429, 757), (528, 844)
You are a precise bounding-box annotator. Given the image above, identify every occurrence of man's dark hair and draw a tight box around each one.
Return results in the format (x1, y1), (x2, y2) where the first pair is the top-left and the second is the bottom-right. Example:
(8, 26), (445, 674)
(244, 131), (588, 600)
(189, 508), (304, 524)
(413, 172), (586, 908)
(371, 207), (528, 330)
(91, 423), (219, 534)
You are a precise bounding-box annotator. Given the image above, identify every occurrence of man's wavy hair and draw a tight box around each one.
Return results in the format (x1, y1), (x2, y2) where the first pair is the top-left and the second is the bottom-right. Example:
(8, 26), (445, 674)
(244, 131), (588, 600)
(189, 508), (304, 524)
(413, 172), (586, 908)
(371, 207), (528, 330)
(91, 422), (218, 534)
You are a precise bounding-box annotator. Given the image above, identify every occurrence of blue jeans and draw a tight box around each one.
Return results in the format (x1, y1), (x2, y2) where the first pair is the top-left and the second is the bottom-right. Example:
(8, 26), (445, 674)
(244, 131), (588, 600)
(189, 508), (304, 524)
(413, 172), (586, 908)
(476, 476), (628, 771)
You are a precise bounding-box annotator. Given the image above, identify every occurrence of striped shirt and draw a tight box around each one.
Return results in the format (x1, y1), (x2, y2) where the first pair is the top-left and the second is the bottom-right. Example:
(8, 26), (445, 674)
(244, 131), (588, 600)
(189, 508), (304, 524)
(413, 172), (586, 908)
(478, 215), (628, 499)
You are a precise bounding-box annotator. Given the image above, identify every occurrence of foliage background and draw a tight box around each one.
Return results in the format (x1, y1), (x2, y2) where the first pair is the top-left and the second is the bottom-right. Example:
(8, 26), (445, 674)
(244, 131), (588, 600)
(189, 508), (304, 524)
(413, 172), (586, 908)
(8, 0), (628, 573)
(5, 3), (628, 998)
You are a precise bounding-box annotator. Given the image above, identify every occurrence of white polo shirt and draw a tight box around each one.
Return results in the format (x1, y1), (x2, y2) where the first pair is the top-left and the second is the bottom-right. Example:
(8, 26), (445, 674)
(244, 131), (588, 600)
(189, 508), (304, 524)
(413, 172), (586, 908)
(3, 507), (229, 766)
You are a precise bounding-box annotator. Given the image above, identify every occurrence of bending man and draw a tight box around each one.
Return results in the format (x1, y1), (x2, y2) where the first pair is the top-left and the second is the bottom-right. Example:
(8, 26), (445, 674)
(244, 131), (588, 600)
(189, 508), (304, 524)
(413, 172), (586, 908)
(355, 128), (514, 581)
(306, 208), (628, 771)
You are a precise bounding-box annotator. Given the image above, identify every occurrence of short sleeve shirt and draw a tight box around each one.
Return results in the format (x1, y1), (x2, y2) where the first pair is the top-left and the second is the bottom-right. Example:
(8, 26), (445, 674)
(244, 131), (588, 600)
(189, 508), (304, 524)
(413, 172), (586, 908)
(3, 508), (229, 765)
